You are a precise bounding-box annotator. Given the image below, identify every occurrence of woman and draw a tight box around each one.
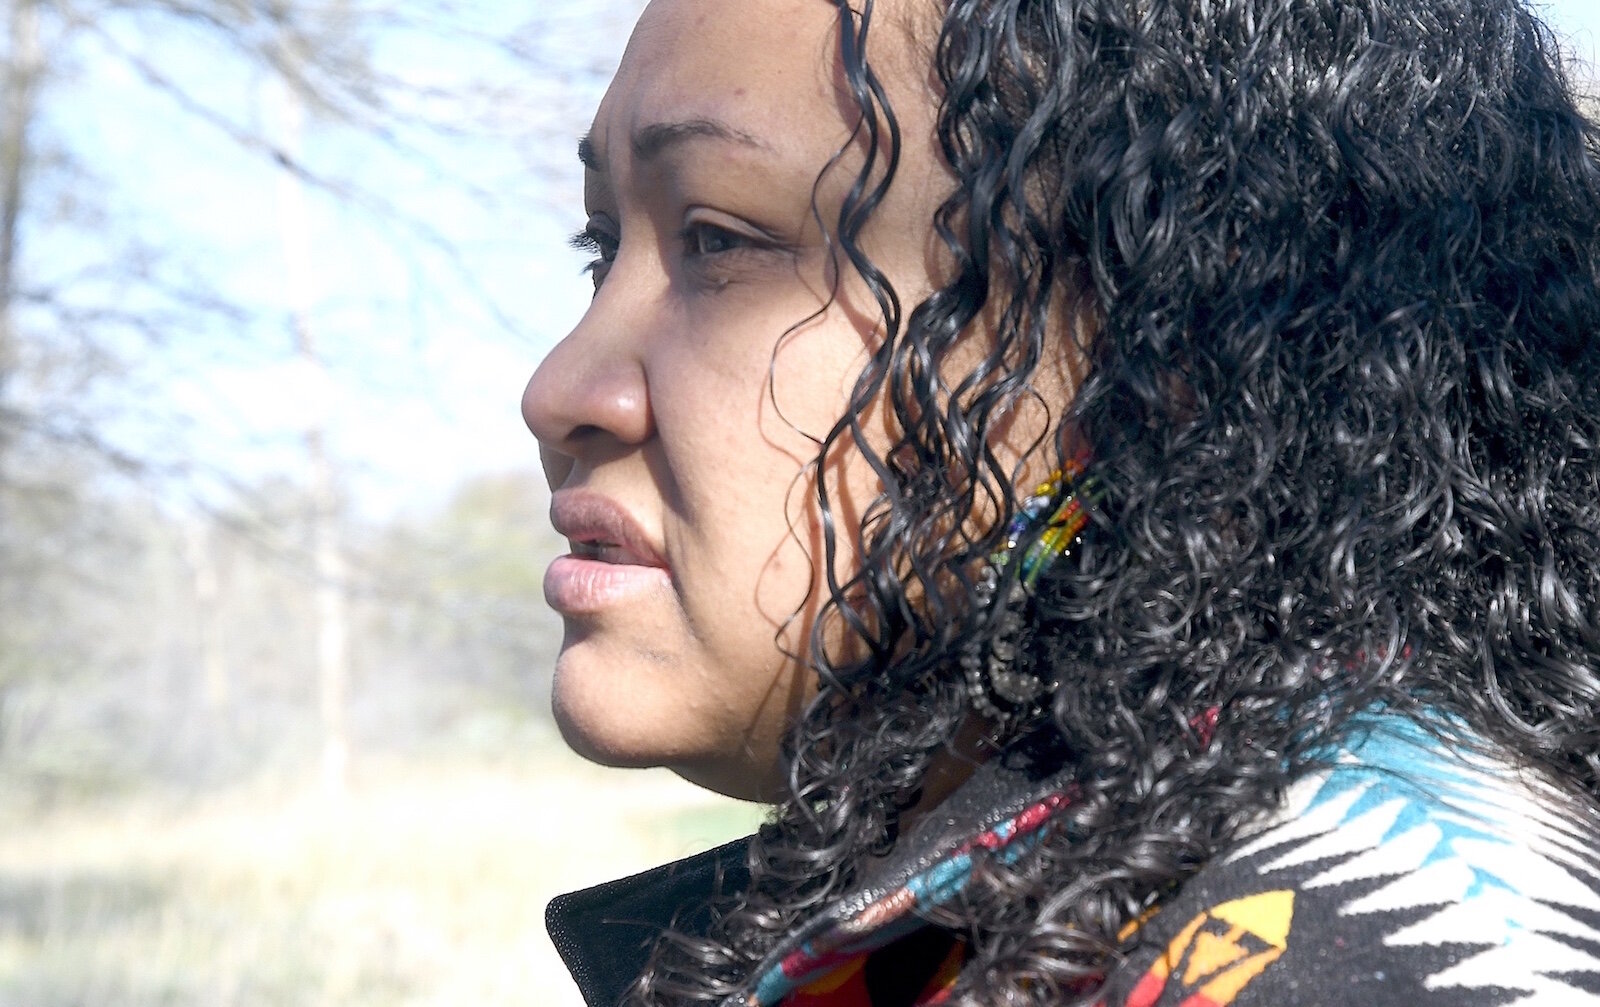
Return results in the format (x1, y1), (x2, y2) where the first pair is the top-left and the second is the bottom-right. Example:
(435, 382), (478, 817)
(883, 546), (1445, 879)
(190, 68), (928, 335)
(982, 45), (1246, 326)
(527, 0), (1600, 1004)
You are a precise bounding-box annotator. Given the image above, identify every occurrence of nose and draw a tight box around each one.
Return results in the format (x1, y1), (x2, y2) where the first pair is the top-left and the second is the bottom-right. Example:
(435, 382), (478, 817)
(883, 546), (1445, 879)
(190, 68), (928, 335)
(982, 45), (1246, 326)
(522, 290), (655, 479)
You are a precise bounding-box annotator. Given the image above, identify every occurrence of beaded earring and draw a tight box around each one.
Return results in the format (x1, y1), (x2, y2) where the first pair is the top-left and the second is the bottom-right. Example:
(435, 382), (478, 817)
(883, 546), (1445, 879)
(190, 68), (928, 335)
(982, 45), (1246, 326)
(961, 459), (1092, 728)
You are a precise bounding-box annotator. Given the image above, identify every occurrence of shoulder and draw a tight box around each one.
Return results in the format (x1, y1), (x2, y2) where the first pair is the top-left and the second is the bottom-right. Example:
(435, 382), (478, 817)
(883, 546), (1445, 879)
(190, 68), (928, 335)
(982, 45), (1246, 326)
(1102, 717), (1600, 1007)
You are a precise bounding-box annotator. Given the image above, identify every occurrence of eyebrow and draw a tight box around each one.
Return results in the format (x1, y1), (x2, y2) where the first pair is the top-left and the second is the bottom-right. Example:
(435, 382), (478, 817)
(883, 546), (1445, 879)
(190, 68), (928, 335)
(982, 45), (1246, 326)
(576, 118), (770, 174)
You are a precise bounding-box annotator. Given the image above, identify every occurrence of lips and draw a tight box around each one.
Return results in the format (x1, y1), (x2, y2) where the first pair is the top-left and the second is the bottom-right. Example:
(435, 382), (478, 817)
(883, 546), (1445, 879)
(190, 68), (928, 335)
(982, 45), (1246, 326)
(571, 539), (653, 565)
(545, 490), (670, 615)
(549, 490), (666, 567)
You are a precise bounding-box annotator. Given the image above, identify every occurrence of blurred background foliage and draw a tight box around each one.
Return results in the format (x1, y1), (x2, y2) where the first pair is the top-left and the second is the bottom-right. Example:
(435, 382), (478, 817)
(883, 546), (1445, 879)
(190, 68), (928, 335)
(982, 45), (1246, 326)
(0, 1), (760, 1004)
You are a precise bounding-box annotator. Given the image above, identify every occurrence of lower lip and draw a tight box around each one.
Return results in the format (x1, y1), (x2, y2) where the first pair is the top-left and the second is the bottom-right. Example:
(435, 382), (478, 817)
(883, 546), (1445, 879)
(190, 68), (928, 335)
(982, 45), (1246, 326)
(543, 554), (671, 615)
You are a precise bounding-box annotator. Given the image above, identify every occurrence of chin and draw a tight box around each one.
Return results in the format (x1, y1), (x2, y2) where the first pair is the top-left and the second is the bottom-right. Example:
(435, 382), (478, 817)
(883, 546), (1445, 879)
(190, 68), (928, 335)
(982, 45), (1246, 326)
(550, 664), (779, 803)
(549, 671), (662, 770)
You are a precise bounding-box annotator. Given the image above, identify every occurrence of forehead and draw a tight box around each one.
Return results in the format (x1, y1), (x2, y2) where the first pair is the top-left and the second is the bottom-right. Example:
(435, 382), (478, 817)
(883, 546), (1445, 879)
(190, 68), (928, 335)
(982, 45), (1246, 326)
(591, 0), (926, 161)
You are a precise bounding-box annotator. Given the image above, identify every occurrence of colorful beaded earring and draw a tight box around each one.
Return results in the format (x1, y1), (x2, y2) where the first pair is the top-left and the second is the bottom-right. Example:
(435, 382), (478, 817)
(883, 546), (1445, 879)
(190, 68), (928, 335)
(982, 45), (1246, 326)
(961, 458), (1092, 727)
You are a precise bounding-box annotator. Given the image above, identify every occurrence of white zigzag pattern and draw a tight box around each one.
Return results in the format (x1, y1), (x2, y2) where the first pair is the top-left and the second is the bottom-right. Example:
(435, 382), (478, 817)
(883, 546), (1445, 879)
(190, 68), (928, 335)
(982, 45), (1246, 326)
(1231, 729), (1600, 1004)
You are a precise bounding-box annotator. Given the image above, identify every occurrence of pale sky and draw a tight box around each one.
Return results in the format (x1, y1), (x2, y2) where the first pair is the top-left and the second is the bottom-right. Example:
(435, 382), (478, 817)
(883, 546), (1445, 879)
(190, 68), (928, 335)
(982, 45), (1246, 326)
(1542, 0), (1600, 75)
(40, 4), (628, 520)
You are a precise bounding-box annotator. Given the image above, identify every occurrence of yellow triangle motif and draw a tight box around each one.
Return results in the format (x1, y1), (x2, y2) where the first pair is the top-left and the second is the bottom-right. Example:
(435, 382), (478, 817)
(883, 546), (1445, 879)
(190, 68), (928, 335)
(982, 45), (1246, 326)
(1129, 889), (1296, 1007)
(1208, 889), (1294, 950)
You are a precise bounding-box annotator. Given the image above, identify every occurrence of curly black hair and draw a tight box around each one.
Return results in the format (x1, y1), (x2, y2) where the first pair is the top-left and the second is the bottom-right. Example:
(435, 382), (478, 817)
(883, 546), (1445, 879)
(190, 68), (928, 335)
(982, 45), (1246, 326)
(626, 0), (1600, 1003)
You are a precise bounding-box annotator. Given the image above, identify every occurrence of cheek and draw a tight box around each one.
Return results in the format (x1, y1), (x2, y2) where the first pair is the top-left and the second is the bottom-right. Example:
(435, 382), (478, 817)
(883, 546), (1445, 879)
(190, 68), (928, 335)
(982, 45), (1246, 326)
(759, 354), (896, 668)
(657, 288), (890, 656)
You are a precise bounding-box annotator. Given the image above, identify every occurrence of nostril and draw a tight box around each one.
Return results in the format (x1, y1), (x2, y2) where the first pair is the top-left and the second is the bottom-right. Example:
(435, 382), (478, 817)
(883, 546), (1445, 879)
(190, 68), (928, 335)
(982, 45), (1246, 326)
(521, 296), (654, 452)
(523, 349), (653, 454)
(539, 446), (576, 493)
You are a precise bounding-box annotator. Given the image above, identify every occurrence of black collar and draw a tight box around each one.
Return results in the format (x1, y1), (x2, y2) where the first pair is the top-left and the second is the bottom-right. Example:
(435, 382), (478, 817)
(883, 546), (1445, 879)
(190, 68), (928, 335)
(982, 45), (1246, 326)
(545, 836), (751, 1007)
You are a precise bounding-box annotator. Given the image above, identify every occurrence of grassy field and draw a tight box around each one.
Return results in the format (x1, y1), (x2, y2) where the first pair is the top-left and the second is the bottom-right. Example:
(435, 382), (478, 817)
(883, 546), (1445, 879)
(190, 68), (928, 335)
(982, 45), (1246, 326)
(0, 740), (764, 1007)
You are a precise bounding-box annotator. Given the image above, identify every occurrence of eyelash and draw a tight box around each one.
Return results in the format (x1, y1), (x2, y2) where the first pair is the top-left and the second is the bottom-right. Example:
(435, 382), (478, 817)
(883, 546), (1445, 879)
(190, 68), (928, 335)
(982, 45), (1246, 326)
(568, 227), (617, 280)
(568, 218), (770, 288)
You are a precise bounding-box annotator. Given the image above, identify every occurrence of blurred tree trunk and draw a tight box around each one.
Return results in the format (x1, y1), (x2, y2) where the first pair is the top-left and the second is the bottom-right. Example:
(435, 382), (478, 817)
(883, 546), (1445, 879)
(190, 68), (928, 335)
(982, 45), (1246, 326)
(183, 519), (230, 716)
(273, 66), (350, 801)
(0, 0), (37, 487)
(0, 0), (40, 697)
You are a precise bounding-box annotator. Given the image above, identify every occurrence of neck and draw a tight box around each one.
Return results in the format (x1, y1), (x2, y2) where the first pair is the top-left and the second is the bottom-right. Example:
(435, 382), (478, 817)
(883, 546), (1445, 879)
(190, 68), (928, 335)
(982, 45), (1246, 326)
(898, 716), (993, 832)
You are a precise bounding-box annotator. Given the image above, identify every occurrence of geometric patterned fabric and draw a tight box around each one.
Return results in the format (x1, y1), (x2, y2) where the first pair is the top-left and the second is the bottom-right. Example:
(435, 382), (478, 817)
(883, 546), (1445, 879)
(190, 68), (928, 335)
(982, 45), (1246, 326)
(1108, 717), (1600, 1007)
(757, 792), (1070, 1005)
(777, 716), (1600, 1006)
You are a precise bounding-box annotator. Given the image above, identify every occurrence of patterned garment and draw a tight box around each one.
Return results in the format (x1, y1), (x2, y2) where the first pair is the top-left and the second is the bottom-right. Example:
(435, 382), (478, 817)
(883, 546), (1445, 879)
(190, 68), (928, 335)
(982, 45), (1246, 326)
(1104, 718), (1600, 1007)
(770, 718), (1600, 1007)
(546, 716), (1600, 1006)
(753, 794), (1069, 1006)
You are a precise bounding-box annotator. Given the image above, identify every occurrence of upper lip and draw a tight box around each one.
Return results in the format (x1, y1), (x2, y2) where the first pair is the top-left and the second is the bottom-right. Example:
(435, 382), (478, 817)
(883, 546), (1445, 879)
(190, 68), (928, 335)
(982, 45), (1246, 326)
(549, 490), (667, 568)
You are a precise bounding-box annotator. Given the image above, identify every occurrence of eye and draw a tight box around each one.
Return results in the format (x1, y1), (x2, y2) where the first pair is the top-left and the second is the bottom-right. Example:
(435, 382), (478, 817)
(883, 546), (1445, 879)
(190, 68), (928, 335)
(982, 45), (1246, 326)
(681, 220), (751, 259)
(569, 216), (619, 288)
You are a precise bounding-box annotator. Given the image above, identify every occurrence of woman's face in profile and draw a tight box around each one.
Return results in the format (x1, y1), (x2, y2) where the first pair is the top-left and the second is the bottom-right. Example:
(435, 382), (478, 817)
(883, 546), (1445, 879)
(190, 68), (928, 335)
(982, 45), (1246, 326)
(522, 0), (954, 799)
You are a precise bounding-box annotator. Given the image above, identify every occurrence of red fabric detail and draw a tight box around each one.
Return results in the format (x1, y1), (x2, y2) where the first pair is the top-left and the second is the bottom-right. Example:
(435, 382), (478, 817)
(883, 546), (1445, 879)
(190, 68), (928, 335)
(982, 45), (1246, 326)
(847, 885), (919, 933)
(969, 792), (1071, 853)
(782, 945), (862, 982)
(1125, 968), (1168, 1007)
(778, 791), (1074, 1005)
(784, 953), (872, 1007)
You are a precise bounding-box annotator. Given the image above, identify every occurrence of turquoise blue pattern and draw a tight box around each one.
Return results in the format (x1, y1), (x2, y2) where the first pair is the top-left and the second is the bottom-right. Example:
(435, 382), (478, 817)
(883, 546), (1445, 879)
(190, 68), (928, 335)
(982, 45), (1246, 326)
(1284, 714), (1595, 960)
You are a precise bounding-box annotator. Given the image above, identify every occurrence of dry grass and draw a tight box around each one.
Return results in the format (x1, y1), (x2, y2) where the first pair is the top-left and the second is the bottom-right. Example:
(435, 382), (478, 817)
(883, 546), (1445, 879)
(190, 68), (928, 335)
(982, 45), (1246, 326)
(0, 738), (764, 1007)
